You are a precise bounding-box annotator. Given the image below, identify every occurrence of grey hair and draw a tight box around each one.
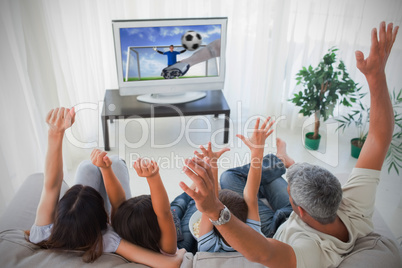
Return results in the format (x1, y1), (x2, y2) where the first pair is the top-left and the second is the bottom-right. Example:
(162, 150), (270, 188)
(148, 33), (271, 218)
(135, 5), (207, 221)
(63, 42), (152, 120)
(287, 163), (342, 224)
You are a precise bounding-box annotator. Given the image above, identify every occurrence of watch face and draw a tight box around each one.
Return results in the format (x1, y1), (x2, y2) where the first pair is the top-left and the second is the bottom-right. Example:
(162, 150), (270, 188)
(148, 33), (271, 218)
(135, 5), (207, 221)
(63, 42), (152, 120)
(223, 211), (231, 221)
(210, 206), (231, 225)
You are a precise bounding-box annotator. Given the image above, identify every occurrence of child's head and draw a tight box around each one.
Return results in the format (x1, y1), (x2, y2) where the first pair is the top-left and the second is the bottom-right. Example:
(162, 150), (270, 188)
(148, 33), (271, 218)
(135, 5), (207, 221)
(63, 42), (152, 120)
(33, 185), (108, 262)
(112, 195), (161, 252)
(214, 189), (248, 239)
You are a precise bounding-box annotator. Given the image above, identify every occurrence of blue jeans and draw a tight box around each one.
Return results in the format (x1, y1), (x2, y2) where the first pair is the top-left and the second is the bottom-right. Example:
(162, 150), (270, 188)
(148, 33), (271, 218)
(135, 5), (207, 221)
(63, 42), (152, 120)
(170, 192), (198, 253)
(220, 154), (292, 237)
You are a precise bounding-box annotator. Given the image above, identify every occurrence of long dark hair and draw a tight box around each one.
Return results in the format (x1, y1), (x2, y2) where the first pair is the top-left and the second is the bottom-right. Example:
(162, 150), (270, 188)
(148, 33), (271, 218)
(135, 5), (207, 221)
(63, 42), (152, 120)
(27, 185), (108, 263)
(112, 195), (161, 252)
(214, 189), (248, 240)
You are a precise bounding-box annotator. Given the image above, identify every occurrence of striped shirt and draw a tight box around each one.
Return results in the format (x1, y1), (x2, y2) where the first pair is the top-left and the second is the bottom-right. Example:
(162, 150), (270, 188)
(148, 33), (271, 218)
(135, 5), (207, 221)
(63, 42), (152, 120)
(198, 219), (263, 252)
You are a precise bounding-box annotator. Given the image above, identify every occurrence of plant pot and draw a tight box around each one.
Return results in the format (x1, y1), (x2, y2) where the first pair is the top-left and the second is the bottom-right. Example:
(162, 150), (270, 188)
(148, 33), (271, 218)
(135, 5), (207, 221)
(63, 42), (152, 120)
(305, 132), (321, 150)
(351, 138), (364, 158)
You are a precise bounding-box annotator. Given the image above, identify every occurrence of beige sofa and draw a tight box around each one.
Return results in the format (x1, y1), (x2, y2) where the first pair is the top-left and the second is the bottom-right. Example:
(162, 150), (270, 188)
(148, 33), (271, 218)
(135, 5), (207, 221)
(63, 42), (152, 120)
(0, 173), (401, 267)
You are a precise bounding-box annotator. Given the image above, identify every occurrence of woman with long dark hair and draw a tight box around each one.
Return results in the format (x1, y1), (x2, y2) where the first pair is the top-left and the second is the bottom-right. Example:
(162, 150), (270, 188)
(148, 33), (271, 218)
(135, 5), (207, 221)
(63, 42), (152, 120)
(26, 107), (185, 267)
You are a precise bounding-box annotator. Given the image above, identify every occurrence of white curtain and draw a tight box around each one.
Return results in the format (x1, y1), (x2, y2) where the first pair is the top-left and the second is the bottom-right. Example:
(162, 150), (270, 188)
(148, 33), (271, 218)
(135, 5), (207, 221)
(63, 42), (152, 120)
(1, 0), (401, 213)
(0, 0), (48, 210)
(278, 0), (402, 131)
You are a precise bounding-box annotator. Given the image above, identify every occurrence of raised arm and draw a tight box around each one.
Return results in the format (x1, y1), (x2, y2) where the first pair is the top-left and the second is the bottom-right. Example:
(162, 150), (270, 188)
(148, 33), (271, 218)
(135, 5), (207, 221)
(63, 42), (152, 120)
(237, 117), (274, 221)
(193, 142), (230, 237)
(35, 107), (75, 226)
(134, 158), (177, 255)
(153, 47), (164, 55)
(179, 158), (296, 268)
(355, 22), (399, 170)
(90, 149), (126, 221)
(116, 240), (185, 268)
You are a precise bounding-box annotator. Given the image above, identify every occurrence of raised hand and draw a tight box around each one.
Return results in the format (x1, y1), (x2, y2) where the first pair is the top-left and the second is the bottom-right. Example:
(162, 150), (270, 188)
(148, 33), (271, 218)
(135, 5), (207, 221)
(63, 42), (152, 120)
(194, 142), (230, 167)
(237, 117), (275, 152)
(355, 21), (398, 77)
(46, 107), (75, 134)
(134, 158), (159, 178)
(90, 149), (112, 169)
(180, 157), (221, 216)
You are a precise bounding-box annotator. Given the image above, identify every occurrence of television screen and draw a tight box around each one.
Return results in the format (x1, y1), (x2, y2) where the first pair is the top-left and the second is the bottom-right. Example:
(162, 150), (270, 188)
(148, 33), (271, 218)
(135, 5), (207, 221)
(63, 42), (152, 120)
(112, 18), (228, 103)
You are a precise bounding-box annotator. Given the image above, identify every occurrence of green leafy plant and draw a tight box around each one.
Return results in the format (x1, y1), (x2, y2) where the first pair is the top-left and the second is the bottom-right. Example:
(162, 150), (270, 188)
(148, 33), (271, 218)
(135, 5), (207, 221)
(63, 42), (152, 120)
(335, 88), (402, 175)
(290, 47), (363, 140)
(335, 98), (369, 148)
(386, 89), (402, 175)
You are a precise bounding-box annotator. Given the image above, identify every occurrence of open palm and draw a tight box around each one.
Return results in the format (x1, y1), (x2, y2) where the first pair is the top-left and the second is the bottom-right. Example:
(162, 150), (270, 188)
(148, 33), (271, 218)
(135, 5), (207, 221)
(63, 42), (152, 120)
(46, 107), (75, 133)
(237, 117), (275, 151)
(194, 142), (230, 163)
(355, 22), (398, 76)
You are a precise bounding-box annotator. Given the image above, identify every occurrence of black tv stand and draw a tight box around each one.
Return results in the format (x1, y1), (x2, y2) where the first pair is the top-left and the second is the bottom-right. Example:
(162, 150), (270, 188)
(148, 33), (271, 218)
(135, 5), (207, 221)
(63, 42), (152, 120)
(101, 90), (230, 151)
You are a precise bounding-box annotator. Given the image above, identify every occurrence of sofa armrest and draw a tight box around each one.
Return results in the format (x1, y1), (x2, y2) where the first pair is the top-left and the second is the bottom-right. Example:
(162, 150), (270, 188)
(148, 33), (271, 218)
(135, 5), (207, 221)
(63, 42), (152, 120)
(0, 173), (69, 232)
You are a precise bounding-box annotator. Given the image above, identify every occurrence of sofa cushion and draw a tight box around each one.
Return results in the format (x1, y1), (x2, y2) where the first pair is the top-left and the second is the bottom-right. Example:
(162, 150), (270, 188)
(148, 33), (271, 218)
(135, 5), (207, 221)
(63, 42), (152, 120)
(192, 251), (266, 267)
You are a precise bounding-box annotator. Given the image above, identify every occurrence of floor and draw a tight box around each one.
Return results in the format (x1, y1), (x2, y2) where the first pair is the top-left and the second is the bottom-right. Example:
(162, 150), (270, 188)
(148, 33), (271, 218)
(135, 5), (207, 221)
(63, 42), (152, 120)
(64, 113), (402, 250)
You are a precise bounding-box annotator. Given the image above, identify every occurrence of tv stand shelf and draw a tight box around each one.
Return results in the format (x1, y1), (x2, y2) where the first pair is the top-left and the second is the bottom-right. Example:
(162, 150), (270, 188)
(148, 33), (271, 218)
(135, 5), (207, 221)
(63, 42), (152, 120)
(101, 90), (230, 151)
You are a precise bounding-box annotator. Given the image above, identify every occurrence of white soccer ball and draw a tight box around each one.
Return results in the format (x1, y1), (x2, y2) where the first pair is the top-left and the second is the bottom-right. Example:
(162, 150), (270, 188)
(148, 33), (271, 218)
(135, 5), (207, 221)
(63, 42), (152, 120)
(181, 31), (202, 51)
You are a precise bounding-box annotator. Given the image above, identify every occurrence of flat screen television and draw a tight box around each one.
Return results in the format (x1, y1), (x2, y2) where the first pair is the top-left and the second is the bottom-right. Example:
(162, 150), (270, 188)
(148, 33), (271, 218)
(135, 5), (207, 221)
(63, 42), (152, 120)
(112, 17), (228, 104)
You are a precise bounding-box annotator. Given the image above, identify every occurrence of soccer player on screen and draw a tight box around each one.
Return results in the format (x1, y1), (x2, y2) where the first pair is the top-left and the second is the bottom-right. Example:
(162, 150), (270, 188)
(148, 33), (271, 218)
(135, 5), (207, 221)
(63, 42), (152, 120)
(153, 45), (186, 67)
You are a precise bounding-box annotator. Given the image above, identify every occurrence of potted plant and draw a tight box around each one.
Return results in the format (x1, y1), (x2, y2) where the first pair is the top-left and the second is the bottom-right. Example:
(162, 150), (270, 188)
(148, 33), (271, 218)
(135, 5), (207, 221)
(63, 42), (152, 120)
(335, 101), (369, 158)
(336, 88), (401, 169)
(289, 47), (363, 150)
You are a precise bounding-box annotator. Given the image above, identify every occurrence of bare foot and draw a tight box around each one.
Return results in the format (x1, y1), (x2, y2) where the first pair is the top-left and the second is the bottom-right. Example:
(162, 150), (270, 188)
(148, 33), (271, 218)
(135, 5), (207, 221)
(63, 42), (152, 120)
(276, 138), (295, 168)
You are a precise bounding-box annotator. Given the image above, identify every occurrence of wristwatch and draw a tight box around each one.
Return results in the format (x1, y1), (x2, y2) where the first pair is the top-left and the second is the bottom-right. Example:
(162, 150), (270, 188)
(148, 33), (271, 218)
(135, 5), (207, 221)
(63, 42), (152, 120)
(209, 206), (231, 226)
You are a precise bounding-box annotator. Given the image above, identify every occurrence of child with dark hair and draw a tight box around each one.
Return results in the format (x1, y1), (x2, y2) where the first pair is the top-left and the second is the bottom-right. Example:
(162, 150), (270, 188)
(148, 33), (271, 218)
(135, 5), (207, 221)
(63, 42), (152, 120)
(27, 107), (185, 267)
(168, 143), (230, 254)
(90, 151), (177, 256)
(193, 117), (275, 252)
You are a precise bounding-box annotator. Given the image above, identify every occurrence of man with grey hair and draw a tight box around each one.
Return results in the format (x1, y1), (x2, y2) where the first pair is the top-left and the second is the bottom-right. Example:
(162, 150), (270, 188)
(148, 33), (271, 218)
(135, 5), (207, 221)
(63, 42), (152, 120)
(286, 162), (343, 225)
(180, 21), (399, 268)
